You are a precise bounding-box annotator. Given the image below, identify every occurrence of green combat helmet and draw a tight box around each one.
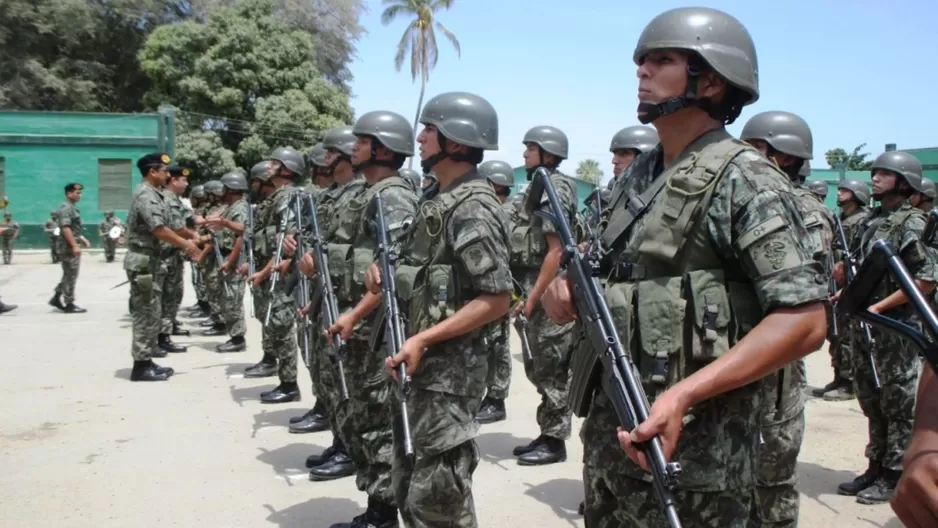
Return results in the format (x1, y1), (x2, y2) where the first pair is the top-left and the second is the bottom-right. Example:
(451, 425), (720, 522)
(323, 126), (357, 157)
(398, 168), (421, 189)
(609, 126), (659, 154)
(419, 92), (499, 150)
(308, 143), (328, 168)
(479, 160), (515, 187)
(920, 178), (936, 200)
(740, 111), (814, 161)
(523, 126), (569, 160)
(204, 180), (225, 197)
(251, 161), (271, 182)
(633, 7), (759, 124)
(352, 111), (415, 156)
(221, 171), (248, 191)
(804, 179), (828, 199)
(190, 185), (206, 200)
(837, 179), (871, 206)
(871, 151), (924, 193)
(269, 146), (306, 178)
(798, 160), (812, 179)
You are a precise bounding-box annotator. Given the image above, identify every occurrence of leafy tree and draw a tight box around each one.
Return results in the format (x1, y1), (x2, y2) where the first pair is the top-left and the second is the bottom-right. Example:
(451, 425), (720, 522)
(174, 129), (239, 183)
(381, 0), (460, 168)
(825, 143), (874, 170)
(576, 159), (603, 184)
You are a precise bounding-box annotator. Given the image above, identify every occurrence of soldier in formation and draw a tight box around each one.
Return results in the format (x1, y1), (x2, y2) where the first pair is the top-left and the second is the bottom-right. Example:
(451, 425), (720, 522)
(97, 210), (123, 262)
(156, 166), (197, 353)
(185, 185), (211, 317)
(43, 211), (60, 263)
(608, 125), (658, 189)
(1, 212), (19, 264)
(50, 183), (91, 313)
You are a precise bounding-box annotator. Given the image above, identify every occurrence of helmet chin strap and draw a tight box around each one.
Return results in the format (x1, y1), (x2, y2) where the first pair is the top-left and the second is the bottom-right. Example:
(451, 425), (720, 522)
(637, 66), (700, 124)
(352, 138), (399, 172)
(525, 148), (557, 180)
(421, 131), (475, 174)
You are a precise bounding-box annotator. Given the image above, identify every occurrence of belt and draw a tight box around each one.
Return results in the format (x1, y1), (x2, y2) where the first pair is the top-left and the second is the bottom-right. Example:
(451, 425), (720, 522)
(608, 263), (647, 281)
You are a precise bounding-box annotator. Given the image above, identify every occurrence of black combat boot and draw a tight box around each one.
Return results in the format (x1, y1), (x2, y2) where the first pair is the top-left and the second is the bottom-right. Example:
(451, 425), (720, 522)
(158, 334), (187, 353)
(309, 444), (355, 481)
(61, 302), (87, 314)
(856, 468), (901, 504)
(171, 320), (190, 337)
(202, 322), (227, 336)
(330, 497), (399, 528)
(306, 436), (343, 468)
(513, 435), (546, 457)
(48, 293), (64, 311)
(291, 400), (328, 424)
(475, 397), (507, 424)
(200, 314), (223, 327)
(812, 377), (840, 397)
(130, 360), (171, 382)
(578, 501), (585, 515)
(244, 355), (278, 378)
(289, 401), (330, 434)
(517, 436), (567, 466)
(260, 382), (300, 404)
(838, 460), (882, 496)
(216, 336), (246, 353)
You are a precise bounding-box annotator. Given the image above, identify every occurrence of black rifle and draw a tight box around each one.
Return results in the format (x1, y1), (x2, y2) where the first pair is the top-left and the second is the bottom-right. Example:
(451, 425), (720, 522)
(833, 215), (880, 389)
(373, 193), (415, 460)
(265, 213), (289, 325)
(304, 192), (349, 401)
(525, 167), (682, 528)
(837, 238), (938, 375)
(245, 200), (256, 277)
(291, 194), (313, 369)
(210, 231), (234, 298)
(513, 313), (534, 362)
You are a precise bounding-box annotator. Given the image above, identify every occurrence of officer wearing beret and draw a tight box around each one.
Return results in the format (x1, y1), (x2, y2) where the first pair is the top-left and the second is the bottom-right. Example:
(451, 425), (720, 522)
(49, 183), (90, 313)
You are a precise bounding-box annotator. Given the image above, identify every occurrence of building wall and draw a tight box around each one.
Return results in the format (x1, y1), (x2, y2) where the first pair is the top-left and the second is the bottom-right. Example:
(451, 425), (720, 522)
(0, 108), (174, 248)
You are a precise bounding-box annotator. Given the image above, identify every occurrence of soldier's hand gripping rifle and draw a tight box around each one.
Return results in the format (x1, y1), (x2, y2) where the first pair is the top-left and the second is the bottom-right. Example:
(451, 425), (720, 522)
(834, 215), (880, 390)
(305, 192), (349, 401)
(513, 313), (534, 362)
(244, 200), (256, 317)
(265, 212), (289, 325)
(374, 193), (414, 460)
(526, 167), (682, 528)
(291, 194), (313, 369)
(210, 231), (234, 298)
(838, 237), (938, 375)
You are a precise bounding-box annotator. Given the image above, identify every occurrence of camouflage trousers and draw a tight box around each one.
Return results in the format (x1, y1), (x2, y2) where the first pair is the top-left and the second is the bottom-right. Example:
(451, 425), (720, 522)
(485, 318), (512, 400)
(219, 271), (246, 337)
(48, 237), (59, 263)
(54, 253), (81, 304)
(393, 388), (481, 528)
(103, 240), (117, 262)
(855, 326), (921, 471)
(310, 329), (342, 438)
(582, 397), (752, 527)
(160, 254), (184, 334)
(335, 339), (395, 505)
(129, 270), (164, 361)
(252, 286), (275, 360)
(192, 262), (206, 302)
(204, 263), (223, 318)
(826, 312), (856, 383)
(263, 279), (297, 384)
(522, 304), (574, 440)
(749, 361), (806, 528)
(1, 237), (12, 264)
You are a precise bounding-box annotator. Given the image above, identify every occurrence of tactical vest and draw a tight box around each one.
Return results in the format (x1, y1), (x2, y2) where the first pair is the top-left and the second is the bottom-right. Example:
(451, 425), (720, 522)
(576, 138), (770, 489)
(256, 185), (300, 262)
(508, 172), (577, 270)
(220, 198), (248, 251)
(251, 197), (274, 260)
(793, 187), (834, 269)
(860, 203), (925, 309)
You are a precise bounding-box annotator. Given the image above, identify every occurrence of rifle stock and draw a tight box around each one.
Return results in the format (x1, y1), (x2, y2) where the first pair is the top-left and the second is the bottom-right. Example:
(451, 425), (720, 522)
(834, 215), (880, 389)
(292, 195), (313, 369)
(525, 167), (682, 528)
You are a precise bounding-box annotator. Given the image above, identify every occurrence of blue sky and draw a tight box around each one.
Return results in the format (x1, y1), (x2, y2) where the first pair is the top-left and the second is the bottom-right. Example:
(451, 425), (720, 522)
(347, 0), (938, 184)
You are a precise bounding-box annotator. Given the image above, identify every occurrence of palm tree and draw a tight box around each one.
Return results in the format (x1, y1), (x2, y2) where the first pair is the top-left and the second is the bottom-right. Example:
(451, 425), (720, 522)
(380, 0), (460, 168)
(576, 159), (604, 184)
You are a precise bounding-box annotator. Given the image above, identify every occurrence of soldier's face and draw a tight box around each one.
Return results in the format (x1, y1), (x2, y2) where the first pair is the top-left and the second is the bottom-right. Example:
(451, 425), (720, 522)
(871, 169), (898, 195)
(637, 50), (690, 105)
(67, 190), (82, 202)
(416, 125), (440, 159)
(611, 149), (637, 177)
(836, 189), (852, 206)
(325, 149), (341, 165)
(267, 161), (281, 179)
(351, 136), (372, 165)
(522, 143), (540, 169)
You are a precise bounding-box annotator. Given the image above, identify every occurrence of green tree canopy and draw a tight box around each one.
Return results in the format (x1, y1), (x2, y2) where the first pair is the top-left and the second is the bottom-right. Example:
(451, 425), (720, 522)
(576, 159), (603, 184)
(825, 143), (874, 170)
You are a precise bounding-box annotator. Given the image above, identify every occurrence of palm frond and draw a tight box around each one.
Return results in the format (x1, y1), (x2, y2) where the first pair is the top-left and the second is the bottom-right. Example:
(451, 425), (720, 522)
(434, 21), (460, 57)
(393, 20), (417, 74)
(380, 3), (415, 25)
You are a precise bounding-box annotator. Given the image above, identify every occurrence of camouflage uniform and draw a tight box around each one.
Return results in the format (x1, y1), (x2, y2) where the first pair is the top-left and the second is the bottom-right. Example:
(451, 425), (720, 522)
(54, 200), (83, 305)
(191, 202), (208, 305)
(828, 207), (869, 386)
(125, 182), (170, 361)
(393, 170), (512, 527)
(219, 196), (249, 338)
(160, 189), (190, 334)
(509, 170), (578, 443)
(582, 130), (826, 527)
(485, 199), (519, 401)
(203, 200), (228, 321)
(44, 216), (60, 263)
(1, 217), (19, 264)
(98, 215), (122, 262)
(250, 195), (276, 360)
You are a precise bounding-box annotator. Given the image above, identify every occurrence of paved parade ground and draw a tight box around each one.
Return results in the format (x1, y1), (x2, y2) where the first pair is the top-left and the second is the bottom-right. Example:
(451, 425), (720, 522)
(0, 252), (905, 527)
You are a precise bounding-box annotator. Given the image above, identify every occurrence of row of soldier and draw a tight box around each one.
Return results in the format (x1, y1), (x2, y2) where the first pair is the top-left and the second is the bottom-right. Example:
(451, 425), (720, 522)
(113, 6), (938, 528)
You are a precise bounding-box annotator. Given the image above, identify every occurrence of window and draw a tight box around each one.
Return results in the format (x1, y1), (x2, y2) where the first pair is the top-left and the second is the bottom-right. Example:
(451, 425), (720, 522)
(97, 159), (132, 211)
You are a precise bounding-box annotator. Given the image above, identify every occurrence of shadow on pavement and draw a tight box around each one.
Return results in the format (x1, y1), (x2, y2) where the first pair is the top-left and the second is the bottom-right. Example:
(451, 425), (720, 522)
(256, 442), (327, 484)
(230, 383), (276, 407)
(476, 431), (536, 468)
(523, 477), (583, 527)
(797, 461), (860, 516)
(263, 497), (364, 527)
(252, 407), (311, 438)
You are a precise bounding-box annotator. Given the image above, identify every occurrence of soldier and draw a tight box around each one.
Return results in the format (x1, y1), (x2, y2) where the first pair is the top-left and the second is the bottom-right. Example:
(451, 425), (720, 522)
(814, 180), (871, 402)
(836, 151), (937, 504)
(509, 125), (578, 466)
(204, 172), (251, 353)
(125, 153), (200, 382)
(308, 143), (333, 194)
(476, 159), (516, 424)
(50, 183), (91, 313)
(157, 166), (197, 354)
(741, 110), (833, 528)
(911, 178), (935, 213)
(291, 126), (360, 478)
(97, 211), (123, 262)
(361, 91), (511, 527)
(302, 109), (418, 526)
(540, 7), (828, 526)
(609, 125), (659, 188)
(398, 168), (422, 194)
(43, 211), (60, 263)
(186, 185), (211, 316)
(1, 212), (19, 264)
(196, 180), (229, 334)
(246, 147), (305, 404)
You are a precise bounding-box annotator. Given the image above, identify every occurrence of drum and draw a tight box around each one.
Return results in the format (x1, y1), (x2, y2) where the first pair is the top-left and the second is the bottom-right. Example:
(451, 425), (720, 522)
(53, 227), (61, 237)
(109, 225), (123, 240)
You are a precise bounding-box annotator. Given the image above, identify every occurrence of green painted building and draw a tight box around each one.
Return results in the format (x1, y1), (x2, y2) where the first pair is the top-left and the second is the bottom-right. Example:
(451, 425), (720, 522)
(0, 106), (175, 248)
(806, 144), (938, 210)
(510, 166), (597, 208)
